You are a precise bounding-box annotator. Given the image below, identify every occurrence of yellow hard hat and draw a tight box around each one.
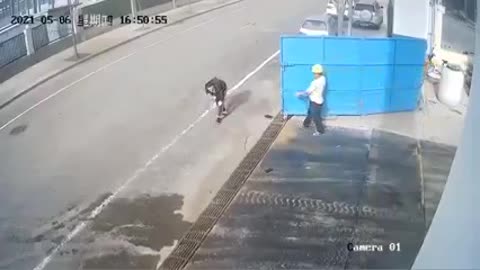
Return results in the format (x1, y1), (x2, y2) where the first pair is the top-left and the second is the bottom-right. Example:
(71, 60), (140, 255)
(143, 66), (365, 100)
(311, 64), (323, 74)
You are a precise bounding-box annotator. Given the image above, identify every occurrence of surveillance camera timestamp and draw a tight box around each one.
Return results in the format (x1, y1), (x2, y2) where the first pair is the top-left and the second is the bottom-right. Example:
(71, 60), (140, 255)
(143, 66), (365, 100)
(120, 15), (168, 25)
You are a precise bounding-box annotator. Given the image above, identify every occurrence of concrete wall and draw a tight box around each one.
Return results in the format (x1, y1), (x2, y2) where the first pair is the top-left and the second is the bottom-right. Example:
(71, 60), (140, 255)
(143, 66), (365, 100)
(393, 0), (432, 50)
(411, 2), (479, 269)
(412, 21), (479, 270)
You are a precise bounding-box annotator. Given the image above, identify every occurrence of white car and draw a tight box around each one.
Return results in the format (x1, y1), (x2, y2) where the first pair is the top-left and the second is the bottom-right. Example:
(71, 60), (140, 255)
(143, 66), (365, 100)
(299, 15), (330, 36)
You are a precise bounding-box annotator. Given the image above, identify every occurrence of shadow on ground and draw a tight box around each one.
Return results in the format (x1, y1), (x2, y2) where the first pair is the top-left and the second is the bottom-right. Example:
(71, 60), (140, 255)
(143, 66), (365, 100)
(227, 90), (252, 114)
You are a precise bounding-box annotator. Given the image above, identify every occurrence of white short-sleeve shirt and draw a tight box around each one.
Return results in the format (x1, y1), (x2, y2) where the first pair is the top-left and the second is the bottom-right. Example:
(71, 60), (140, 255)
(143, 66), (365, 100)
(306, 76), (326, 104)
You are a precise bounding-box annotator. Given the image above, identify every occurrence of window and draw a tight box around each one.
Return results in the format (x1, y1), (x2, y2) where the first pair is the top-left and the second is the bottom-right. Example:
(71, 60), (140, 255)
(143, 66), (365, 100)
(354, 4), (375, 12)
(302, 20), (327, 31)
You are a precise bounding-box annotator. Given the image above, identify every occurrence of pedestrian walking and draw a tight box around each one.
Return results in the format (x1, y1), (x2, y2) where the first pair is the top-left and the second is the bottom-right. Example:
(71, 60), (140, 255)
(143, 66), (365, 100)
(205, 77), (229, 123)
(296, 64), (326, 135)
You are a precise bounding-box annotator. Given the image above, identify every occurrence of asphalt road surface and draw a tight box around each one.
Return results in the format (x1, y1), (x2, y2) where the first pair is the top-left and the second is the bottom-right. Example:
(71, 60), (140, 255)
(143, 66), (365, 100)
(0, 0), (387, 269)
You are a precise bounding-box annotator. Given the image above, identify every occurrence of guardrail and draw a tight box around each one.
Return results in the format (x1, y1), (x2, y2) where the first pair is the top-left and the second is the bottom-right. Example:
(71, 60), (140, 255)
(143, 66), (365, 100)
(0, 32), (27, 67)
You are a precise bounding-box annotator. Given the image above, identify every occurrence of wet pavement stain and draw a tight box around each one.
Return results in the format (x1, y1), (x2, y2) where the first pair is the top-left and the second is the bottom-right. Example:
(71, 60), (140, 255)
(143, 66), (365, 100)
(9, 124), (27, 136)
(264, 168), (273, 173)
(80, 192), (113, 217)
(83, 193), (192, 269)
(84, 250), (158, 269)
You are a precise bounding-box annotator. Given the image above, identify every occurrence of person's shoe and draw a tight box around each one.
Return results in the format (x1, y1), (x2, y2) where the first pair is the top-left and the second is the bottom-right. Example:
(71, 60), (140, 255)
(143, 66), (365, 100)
(222, 110), (228, 116)
(216, 118), (222, 123)
(313, 131), (321, 136)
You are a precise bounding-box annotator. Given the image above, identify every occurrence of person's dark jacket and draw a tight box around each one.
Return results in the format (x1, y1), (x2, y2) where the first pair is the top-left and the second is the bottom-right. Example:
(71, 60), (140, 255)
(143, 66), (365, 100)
(205, 77), (227, 103)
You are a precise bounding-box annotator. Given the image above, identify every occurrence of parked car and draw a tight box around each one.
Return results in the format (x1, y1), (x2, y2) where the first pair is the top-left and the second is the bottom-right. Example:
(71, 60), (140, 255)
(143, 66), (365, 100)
(352, 0), (384, 29)
(299, 15), (332, 36)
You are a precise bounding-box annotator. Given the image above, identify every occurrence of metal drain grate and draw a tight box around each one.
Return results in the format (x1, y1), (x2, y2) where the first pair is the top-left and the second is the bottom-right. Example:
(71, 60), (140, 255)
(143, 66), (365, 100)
(159, 112), (285, 270)
(211, 189), (237, 205)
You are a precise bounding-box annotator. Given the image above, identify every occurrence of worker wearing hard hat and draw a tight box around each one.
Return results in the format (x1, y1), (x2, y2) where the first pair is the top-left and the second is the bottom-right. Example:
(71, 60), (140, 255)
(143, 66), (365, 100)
(296, 64), (326, 135)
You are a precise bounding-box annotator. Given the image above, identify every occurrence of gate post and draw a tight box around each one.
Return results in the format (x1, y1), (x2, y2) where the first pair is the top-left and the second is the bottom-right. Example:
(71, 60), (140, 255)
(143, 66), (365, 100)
(23, 25), (35, 55)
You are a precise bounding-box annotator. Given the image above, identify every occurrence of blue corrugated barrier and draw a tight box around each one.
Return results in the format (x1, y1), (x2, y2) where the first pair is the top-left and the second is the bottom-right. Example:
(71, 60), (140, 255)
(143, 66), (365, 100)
(280, 35), (427, 116)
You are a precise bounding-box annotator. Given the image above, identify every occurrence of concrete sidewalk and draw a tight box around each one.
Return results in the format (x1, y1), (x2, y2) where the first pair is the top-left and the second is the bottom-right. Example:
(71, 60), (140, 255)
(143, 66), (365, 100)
(0, 0), (241, 110)
(175, 124), (455, 269)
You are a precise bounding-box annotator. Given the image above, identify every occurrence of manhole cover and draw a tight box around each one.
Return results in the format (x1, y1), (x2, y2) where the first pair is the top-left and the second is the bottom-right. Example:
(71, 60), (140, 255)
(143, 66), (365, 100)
(10, 125), (27, 136)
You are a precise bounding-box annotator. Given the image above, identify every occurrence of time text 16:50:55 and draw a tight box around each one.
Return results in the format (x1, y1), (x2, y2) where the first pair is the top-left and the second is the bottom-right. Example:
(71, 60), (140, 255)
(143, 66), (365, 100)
(120, 15), (168, 25)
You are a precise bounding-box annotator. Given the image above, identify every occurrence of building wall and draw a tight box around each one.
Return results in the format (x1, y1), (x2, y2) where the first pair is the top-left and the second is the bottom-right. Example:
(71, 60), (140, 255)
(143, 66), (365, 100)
(411, 2), (479, 268)
(393, 0), (432, 50)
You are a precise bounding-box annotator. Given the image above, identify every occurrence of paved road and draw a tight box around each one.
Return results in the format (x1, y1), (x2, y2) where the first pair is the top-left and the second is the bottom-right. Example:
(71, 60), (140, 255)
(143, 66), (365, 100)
(0, 0), (386, 269)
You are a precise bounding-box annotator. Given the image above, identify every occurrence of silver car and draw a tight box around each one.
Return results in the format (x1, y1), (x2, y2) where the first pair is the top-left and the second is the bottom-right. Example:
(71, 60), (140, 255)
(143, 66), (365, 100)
(299, 15), (334, 36)
(352, 0), (384, 29)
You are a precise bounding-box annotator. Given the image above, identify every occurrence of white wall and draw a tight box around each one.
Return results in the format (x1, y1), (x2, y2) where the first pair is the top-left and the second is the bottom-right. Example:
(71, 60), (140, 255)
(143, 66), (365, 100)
(393, 0), (432, 48)
(412, 2), (479, 269)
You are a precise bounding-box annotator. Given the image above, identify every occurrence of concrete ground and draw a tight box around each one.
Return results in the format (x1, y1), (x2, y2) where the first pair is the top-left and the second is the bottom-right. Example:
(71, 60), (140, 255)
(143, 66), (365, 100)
(184, 124), (456, 269)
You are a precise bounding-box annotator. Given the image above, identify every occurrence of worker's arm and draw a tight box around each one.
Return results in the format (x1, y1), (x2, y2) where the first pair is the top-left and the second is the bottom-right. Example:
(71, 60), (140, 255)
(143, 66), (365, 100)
(205, 81), (215, 96)
(305, 81), (317, 95)
(298, 81), (316, 96)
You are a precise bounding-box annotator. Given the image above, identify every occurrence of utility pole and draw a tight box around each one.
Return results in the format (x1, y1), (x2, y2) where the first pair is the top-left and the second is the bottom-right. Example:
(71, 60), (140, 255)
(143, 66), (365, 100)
(67, 0), (79, 59)
(337, 0), (346, 36)
(130, 0), (137, 18)
(387, 0), (394, 37)
(347, 0), (354, 35)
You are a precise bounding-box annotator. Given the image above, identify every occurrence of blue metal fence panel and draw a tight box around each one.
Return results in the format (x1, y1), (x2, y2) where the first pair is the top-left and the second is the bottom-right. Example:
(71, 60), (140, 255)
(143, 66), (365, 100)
(281, 35), (427, 116)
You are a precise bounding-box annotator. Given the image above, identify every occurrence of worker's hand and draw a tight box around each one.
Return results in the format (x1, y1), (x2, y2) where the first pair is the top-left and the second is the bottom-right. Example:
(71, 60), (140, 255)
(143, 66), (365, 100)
(296, 91), (305, 97)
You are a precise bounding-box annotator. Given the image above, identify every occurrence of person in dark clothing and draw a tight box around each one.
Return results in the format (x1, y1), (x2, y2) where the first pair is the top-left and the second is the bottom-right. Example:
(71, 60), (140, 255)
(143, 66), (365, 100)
(205, 77), (228, 123)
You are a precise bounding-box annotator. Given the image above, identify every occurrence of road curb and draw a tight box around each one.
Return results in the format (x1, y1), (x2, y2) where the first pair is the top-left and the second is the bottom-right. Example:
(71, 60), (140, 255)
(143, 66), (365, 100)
(0, 0), (244, 111)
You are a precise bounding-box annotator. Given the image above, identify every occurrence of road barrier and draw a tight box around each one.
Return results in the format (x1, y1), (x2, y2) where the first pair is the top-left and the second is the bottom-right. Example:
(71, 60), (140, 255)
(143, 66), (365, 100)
(280, 34), (427, 116)
(0, 32), (27, 67)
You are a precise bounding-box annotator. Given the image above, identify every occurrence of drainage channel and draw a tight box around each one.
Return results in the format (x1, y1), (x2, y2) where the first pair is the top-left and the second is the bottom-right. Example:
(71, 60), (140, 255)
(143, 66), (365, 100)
(159, 112), (286, 270)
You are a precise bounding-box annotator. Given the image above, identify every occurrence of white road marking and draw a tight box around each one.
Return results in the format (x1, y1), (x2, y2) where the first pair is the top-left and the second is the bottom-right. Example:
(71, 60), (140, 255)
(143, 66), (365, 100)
(32, 49), (279, 270)
(0, 5), (246, 132)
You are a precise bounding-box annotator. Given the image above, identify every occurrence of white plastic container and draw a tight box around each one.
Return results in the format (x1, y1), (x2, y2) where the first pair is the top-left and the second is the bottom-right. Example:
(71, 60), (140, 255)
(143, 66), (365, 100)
(438, 63), (465, 107)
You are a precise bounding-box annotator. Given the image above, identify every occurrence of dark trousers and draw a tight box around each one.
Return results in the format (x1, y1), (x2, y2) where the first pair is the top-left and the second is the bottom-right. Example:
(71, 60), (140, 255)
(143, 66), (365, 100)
(303, 101), (325, 133)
